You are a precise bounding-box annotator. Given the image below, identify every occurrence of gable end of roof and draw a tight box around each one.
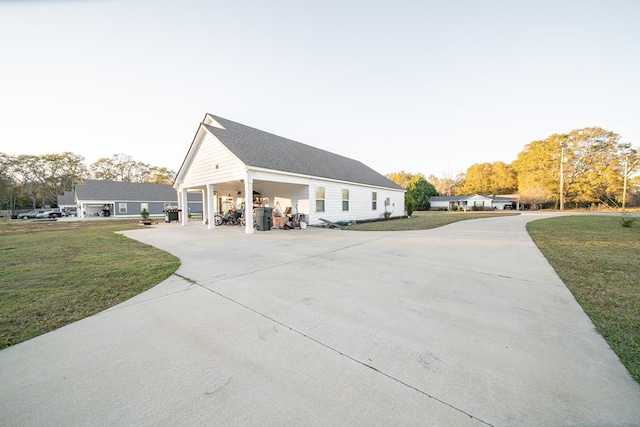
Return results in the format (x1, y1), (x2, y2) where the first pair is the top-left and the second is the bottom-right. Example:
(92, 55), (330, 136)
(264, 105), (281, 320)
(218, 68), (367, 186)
(201, 115), (403, 190)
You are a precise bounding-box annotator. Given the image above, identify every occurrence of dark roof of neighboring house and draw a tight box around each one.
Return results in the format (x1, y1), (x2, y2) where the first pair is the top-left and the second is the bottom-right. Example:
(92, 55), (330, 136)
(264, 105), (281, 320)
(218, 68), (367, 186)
(57, 190), (75, 205)
(202, 115), (403, 191)
(429, 195), (488, 202)
(430, 196), (457, 202)
(76, 180), (202, 202)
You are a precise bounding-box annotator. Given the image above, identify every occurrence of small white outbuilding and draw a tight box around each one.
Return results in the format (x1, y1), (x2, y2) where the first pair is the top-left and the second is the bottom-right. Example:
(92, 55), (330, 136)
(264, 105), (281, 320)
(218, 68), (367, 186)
(173, 114), (405, 233)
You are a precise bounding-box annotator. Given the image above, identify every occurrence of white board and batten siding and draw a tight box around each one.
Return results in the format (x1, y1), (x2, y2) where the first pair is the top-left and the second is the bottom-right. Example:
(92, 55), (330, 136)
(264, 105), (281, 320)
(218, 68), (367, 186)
(181, 131), (246, 189)
(309, 181), (402, 224)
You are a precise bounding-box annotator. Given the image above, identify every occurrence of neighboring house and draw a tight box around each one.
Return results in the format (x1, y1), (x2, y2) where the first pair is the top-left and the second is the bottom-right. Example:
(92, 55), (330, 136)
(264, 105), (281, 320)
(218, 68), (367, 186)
(57, 190), (77, 216)
(74, 180), (202, 219)
(174, 114), (405, 232)
(430, 194), (519, 211)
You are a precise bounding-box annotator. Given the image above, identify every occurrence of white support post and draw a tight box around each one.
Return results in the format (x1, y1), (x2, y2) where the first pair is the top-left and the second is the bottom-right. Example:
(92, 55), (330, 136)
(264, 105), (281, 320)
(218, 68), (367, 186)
(180, 188), (188, 226)
(207, 184), (215, 230)
(244, 171), (254, 234)
(201, 189), (206, 225)
(201, 189), (207, 226)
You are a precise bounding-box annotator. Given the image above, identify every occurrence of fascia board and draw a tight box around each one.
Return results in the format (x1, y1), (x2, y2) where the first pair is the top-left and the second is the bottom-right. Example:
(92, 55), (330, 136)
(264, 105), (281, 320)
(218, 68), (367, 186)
(174, 124), (208, 188)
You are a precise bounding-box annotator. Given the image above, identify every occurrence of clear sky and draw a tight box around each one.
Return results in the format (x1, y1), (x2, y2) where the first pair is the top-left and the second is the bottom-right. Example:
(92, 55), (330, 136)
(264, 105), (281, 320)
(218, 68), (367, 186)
(1, 0), (638, 178)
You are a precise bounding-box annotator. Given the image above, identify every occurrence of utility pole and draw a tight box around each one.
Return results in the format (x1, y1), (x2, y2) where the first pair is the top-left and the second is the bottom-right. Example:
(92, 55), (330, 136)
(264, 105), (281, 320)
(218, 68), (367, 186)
(559, 144), (565, 211)
(622, 153), (628, 211)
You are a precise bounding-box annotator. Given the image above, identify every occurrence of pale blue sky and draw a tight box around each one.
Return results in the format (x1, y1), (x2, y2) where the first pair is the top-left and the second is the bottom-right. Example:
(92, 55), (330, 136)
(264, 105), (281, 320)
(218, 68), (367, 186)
(1, 0), (638, 177)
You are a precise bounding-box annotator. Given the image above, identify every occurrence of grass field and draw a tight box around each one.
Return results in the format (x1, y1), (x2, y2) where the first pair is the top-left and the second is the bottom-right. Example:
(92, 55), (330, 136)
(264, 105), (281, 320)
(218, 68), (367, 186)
(0, 219), (180, 348)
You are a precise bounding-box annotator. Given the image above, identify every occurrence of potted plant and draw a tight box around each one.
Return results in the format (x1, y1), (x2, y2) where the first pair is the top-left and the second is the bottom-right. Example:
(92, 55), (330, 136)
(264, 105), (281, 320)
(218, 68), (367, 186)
(140, 208), (152, 225)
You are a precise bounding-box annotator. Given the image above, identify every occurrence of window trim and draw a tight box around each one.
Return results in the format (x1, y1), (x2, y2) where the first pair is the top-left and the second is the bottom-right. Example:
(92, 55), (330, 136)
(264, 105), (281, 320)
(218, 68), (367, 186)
(342, 189), (349, 211)
(316, 186), (325, 212)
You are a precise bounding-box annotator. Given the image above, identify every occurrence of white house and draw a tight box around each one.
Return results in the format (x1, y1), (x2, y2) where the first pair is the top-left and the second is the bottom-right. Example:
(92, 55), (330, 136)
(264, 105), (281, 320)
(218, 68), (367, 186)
(173, 114), (405, 233)
(429, 194), (519, 211)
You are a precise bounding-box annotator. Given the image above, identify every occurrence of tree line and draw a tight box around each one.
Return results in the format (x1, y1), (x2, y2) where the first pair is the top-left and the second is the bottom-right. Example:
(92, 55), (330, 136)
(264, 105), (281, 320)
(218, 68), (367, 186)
(388, 127), (640, 210)
(2, 126), (638, 212)
(0, 152), (176, 210)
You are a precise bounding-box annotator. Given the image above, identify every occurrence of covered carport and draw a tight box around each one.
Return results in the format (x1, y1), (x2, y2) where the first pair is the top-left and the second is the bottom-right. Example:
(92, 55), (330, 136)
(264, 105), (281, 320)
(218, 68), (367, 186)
(176, 173), (311, 234)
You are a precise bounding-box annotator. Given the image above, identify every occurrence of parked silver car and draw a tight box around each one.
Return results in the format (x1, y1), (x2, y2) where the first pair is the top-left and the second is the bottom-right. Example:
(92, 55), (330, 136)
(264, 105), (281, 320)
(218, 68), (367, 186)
(36, 210), (65, 219)
(18, 210), (47, 219)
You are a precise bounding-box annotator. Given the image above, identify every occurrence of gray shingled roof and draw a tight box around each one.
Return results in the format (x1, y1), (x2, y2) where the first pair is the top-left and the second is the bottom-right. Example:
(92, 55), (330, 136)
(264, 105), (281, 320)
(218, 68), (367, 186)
(429, 196), (466, 202)
(76, 180), (201, 201)
(57, 190), (75, 205)
(203, 115), (403, 190)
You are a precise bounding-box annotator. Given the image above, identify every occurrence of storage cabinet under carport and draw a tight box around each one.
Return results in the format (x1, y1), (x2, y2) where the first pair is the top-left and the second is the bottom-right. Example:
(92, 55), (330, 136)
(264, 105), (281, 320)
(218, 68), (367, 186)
(255, 207), (273, 231)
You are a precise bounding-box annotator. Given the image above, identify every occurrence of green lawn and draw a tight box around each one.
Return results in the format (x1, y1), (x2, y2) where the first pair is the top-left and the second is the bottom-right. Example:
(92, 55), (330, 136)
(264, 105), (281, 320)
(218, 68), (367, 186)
(0, 219), (179, 348)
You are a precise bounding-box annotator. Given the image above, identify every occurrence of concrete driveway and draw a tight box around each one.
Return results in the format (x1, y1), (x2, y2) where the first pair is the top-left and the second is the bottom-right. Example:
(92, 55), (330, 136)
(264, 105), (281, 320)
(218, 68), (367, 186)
(2, 213), (640, 426)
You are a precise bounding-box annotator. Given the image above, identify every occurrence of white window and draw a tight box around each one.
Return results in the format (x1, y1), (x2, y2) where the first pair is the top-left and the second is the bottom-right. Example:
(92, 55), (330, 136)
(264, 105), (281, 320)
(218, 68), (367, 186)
(372, 192), (377, 210)
(141, 203), (149, 214)
(342, 189), (349, 211)
(119, 203), (127, 214)
(316, 186), (325, 212)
